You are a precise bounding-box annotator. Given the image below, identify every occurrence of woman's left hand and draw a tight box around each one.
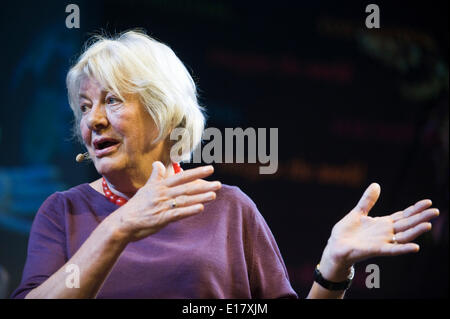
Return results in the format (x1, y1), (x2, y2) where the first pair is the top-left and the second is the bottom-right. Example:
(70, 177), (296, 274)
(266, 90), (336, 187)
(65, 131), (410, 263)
(319, 183), (439, 278)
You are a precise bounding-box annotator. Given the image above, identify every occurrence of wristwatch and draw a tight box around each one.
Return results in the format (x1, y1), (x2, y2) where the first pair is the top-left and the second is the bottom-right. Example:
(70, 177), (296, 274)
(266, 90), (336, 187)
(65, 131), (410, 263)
(313, 264), (355, 291)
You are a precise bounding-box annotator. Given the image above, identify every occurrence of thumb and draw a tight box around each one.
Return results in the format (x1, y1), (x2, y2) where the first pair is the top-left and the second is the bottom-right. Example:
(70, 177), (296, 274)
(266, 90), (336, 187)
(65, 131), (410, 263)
(148, 161), (166, 183)
(353, 182), (381, 215)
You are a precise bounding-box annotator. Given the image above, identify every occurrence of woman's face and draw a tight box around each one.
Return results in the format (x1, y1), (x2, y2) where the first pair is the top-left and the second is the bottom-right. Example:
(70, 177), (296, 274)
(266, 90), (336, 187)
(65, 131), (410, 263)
(78, 76), (161, 179)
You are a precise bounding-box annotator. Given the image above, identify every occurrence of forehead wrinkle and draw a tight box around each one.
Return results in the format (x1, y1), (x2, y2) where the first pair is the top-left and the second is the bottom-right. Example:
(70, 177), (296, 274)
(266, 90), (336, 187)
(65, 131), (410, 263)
(79, 90), (108, 98)
(78, 77), (108, 99)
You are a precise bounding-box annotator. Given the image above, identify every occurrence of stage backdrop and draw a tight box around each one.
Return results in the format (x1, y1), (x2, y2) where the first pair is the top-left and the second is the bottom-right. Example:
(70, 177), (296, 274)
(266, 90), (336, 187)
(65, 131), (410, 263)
(0, 0), (448, 298)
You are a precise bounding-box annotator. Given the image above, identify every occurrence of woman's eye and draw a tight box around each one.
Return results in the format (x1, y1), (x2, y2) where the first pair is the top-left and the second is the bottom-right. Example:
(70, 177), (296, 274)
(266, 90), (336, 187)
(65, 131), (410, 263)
(106, 96), (120, 104)
(80, 104), (89, 113)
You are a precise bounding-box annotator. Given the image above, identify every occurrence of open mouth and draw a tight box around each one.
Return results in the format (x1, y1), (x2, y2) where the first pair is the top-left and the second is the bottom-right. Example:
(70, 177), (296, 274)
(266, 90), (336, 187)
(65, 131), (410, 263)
(93, 138), (120, 157)
(95, 140), (119, 150)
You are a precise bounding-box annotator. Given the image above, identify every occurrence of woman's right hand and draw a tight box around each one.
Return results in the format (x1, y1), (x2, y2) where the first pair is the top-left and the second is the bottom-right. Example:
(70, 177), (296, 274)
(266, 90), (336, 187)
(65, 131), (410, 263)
(108, 161), (221, 243)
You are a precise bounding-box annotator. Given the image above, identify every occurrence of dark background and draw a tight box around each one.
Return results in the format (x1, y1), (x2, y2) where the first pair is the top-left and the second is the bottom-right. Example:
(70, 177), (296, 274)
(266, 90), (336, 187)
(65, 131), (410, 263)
(0, 0), (448, 298)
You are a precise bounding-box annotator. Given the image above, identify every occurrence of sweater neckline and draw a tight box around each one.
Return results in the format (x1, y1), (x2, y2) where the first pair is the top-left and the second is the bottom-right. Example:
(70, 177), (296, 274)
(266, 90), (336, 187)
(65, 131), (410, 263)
(82, 182), (121, 207)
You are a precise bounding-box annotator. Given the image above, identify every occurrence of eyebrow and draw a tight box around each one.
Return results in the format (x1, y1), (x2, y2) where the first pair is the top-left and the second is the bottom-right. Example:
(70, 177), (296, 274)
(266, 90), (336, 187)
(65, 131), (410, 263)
(78, 90), (108, 100)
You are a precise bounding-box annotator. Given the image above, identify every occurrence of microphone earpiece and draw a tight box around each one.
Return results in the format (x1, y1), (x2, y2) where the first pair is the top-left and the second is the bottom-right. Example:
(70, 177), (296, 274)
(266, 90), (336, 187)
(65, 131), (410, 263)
(76, 152), (90, 162)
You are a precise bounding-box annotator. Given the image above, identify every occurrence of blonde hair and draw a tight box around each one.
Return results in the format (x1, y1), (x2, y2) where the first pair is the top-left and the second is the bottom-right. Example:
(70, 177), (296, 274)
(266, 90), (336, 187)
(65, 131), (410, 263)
(66, 29), (205, 162)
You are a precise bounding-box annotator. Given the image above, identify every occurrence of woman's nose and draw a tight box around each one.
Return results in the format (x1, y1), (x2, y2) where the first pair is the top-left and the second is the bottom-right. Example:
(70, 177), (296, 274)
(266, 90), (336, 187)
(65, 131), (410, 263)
(86, 104), (108, 131)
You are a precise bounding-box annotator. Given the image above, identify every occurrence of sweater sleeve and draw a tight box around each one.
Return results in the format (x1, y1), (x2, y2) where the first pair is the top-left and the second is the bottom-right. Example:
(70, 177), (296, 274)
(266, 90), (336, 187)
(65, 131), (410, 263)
(10, 193), (67, 298)
(236, 189), (298, 299)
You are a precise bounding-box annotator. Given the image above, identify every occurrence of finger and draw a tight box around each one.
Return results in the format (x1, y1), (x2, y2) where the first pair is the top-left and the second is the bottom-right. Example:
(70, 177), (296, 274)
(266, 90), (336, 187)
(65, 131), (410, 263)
(148, 161), (166, 183)
(377, 243), (420, 256)
(390, 211), (404, 222)
(403, 199), (433, 218)
(163, 203), (205, 223)
(166, 192), (216, 209)
(354, 183), (381, 215)
(390, 200), (433, 221)
(395, 222), (432, 243)
(394, 208), (439, 233)
(165, 165), (214, 187)
(167, 179), (222, 197)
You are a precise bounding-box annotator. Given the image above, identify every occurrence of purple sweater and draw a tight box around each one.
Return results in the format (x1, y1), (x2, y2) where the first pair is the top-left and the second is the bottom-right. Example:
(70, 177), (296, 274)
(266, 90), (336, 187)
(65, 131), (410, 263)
(11, 183), (298, 299)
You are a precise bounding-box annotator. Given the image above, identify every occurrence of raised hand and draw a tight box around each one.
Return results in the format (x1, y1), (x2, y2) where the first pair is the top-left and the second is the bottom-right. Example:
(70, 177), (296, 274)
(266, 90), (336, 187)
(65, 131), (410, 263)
(322, 183), (439, 270)
(110, 161), (221, 242)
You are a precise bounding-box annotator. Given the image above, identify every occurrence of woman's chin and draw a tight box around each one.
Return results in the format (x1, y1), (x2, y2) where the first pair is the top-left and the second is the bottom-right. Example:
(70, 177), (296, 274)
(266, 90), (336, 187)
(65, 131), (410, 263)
(94, 157), (125, 176)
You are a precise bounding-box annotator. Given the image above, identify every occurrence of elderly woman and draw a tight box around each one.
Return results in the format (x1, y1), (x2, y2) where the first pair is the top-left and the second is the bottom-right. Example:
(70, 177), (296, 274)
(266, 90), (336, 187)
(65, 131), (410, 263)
(12, 30), (439, 299)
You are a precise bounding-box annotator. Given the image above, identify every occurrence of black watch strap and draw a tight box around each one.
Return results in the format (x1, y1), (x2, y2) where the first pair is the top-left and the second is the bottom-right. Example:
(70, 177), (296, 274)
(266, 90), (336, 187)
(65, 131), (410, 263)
(313, 264), (354, 291)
